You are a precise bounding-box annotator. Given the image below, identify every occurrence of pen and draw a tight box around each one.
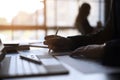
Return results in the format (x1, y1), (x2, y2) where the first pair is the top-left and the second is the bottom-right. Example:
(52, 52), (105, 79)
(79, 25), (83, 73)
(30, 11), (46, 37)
(20, 55), (42, 64)
(55, 26), (59, 35)
(48, 26), (59, 53)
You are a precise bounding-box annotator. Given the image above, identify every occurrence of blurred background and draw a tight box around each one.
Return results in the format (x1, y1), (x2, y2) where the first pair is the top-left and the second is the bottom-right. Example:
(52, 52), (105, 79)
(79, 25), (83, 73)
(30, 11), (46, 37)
(0, 0), (109, 42)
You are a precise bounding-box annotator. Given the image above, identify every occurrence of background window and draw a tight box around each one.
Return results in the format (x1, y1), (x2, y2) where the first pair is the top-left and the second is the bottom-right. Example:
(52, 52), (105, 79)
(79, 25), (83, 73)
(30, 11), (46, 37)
(46, 0), (105, 27)
(0, 0), (105, 41)
(0, 0), (44, 25)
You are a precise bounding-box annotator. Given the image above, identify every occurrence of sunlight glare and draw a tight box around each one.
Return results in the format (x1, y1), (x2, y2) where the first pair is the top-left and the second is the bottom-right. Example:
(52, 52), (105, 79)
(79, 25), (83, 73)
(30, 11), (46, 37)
(0, 0), (44, 23)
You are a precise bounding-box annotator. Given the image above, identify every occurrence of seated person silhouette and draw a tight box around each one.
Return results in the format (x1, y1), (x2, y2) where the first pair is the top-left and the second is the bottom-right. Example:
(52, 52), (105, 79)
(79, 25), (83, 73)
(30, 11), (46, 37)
(74, 3), (102, 35)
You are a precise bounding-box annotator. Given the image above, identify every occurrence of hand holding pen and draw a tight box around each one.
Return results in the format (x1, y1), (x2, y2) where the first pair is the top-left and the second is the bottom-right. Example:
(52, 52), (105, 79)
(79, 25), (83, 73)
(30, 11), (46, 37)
(48, 26), (59, 53)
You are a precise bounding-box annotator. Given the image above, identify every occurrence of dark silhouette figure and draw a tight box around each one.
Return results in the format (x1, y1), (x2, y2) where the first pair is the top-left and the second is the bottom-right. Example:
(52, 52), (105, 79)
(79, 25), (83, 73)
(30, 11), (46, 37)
(44, 0), (120, 66)
(74, 3), (102, 35)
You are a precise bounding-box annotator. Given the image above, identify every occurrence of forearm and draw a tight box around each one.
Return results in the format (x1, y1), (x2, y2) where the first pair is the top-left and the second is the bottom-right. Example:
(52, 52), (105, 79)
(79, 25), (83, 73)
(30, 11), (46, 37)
(67, 25), (113, 51)
(67, 35), (95, 50)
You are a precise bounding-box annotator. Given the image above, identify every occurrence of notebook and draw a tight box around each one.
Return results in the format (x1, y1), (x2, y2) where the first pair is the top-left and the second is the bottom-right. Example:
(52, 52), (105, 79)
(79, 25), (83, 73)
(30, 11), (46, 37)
(0, 40), (69, 78)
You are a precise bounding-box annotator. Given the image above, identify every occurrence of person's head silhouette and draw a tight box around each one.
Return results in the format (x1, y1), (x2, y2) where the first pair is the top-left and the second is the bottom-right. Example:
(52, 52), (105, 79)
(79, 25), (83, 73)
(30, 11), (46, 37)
(75, 3), (92, 34)
(79, 3), (91, 18)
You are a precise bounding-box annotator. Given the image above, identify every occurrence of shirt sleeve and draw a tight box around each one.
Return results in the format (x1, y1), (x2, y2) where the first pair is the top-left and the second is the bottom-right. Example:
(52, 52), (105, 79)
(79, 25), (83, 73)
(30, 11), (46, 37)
(67, 34), (99, 50)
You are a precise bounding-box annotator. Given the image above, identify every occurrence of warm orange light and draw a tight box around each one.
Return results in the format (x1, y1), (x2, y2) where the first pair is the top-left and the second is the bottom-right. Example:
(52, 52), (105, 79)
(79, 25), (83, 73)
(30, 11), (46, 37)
(0, 0), (44, 23)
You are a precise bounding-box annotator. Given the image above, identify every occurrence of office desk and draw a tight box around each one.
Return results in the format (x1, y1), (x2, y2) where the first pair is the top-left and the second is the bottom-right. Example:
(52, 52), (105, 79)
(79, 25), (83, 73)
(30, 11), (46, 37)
(3, 47), (120, 80)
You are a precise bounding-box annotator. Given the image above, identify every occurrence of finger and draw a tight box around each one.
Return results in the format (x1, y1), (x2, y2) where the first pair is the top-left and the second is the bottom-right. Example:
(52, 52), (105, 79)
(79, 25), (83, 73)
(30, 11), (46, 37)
(45, 35), (59, 40)
(70, 51), (86, 58)
(43, 40), (48, 45)
(70, 47), (85, 57)
(45, 37), (65, 47)
(45, 38), (58, 45)
(70, 50), (81, 57)
(45, 35), (55, 40)
(48, 44), (70, 52)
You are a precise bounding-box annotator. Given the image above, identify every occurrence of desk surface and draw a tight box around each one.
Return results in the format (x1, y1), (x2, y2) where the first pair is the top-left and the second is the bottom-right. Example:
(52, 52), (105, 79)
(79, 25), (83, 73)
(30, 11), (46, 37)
(3, 47), (120, 80)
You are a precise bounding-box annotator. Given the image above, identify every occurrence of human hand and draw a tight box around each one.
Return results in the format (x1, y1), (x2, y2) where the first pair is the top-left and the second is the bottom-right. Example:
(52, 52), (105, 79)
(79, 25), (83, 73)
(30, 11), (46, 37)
(44, 35), (72, 52)
(70, 44), (105, 59)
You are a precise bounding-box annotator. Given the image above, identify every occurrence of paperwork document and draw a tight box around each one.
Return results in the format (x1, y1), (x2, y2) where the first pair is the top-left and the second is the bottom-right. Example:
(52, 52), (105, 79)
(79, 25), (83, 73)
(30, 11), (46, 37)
(57, 56), (120, 74)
